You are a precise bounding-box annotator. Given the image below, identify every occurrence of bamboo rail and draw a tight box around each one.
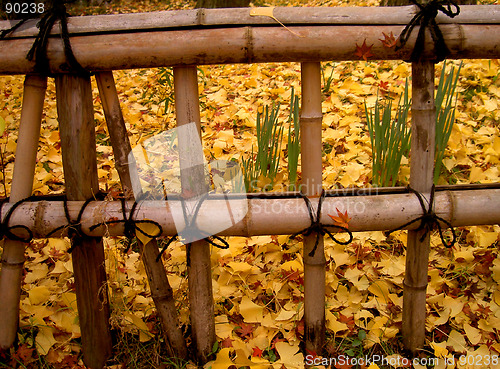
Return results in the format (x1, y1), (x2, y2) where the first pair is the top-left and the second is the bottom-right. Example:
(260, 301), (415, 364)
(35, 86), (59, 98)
(1, 189), (498, 238)
(0, 74), (46, 349)
(0, 6), (499, 74)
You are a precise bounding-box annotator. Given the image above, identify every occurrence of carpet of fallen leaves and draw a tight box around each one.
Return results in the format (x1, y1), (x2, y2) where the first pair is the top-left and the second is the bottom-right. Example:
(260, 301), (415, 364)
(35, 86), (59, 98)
(1, 0), (500, 368)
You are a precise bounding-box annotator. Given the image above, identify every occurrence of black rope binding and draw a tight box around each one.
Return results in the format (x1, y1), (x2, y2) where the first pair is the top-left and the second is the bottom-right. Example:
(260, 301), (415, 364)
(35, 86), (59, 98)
(156, 193), (229, 262)
(0, 0), (89, 76)
(89, 194), (163, 252)
(290, 190), (353, 258)
(396, 0), (460, 63)
(387, 185), (457, 248)
(46, 195), (100, 252)
(0, 197), (34, 242)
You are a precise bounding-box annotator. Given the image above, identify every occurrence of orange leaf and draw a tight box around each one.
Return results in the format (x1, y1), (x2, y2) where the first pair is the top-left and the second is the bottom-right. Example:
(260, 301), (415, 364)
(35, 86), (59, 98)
(354, 39), (374, 61)
(379, 32), (397, 48)
(328, 208), (351, 229)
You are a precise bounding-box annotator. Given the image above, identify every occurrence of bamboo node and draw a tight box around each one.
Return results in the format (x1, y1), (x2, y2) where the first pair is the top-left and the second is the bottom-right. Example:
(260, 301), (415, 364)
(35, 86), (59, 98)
(387, 185), (457, 248)
(300, 116), (322, 125)
(290, 189), (352, 257)
(1, 259), (25, 268)
(403, 280), (428, 291)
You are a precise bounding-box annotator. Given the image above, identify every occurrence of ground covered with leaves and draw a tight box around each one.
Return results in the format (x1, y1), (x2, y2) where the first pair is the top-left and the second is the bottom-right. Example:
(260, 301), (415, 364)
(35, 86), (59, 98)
(0, 0), (500, 368)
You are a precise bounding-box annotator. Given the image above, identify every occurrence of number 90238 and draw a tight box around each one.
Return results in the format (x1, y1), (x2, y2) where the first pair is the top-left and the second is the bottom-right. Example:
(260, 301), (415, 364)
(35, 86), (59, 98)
(4, 2), (45, 16)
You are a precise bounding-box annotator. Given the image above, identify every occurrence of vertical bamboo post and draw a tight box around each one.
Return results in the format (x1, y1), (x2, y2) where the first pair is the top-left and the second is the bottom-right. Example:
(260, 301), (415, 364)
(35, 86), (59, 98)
(173, 65), (215, 363)
(402, 61), (435, 353)
(55, 74), (112, 369)
(95, 71), (188, 360)
(300, 62), (325, 355)
(0, 74), (47, 349)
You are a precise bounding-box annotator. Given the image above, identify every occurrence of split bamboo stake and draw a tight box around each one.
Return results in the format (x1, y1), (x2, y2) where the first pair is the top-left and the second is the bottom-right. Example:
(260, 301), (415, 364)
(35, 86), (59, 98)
(95, 71), (188, 360)
(300, 62), (325, 354)
(0, 74), (46, 349)
(402, 61), (436, 353)
(95, 71), (135, 193)
(55, 74), (112, 369)
(173, 65), (216, 363)
(1, 188), (500, 238)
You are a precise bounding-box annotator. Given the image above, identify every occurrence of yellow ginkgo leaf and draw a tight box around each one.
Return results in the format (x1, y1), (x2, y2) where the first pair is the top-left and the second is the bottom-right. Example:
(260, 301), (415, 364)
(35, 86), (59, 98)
(249, 6), (275, 18)
(239, 296), (263, 323)
(210, 348), (235, 369)
(275, 341), (304, 369)
(28, 286), (51, 305)
(135, 221), (160, 246)
(36, 326), (57, 355)
(464, 323), (482, 345)
(0, 116), (5, 136)
(430, 340), (448, 358)
(249, 7), (303, 37)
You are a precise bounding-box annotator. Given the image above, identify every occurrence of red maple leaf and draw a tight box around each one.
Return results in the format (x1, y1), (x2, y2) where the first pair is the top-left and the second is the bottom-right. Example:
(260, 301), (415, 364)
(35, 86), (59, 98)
(221, 337), (234, 348)
(252, 346), (264, 358)
(378, 81), (390, 91)
(379, 32), (397, 48)
(235, 322), (254, 339)
(328, 208), (351, 229)
(282, 269), (304, 286)
(338, 313), (355, 330)
(13, 344), (34, 363)
(354, 40), (374, 61)
(271, 336), (286, 350)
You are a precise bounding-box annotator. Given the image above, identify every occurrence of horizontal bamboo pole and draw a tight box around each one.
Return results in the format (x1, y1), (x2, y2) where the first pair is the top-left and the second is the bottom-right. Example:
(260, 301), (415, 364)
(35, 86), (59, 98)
(1, 6), (497, 38)
(0, 23), (498, 74)
(3, 189), (499, 238)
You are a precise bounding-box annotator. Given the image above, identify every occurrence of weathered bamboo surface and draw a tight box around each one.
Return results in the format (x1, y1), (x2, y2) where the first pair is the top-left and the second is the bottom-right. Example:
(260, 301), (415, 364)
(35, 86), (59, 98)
(0, 6), (499, 74)
(300, 62), (326, 354)
(2, 189), (499, 239)
(0, 74), (46, 349)
(402, 61), (436, 353)
(1, 6), (498, 37)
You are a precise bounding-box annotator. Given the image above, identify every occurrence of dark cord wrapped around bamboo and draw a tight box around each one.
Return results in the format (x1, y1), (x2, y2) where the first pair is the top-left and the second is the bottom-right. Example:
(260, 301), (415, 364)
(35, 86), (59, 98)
(0, 6), (499, 74)
(1, 188), (498, 239)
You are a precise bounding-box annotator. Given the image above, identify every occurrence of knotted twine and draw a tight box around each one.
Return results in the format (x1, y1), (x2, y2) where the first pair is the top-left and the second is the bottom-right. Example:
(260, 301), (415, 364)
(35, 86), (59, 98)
(396, 0), (460, 62)
(290, 190), (353, 257)
(156, 193), (229, 262)
(387, 185), (457, 248)
(0, 0), (89, 76)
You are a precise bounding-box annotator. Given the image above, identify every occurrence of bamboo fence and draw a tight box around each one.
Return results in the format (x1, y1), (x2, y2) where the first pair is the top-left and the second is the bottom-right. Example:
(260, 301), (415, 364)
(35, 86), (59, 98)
(0, 4), (499, 368)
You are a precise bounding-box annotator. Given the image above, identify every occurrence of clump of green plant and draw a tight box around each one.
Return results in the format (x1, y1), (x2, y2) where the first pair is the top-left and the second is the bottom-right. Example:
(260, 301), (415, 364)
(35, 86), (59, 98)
(365, 79), (411, 187)
(434, 61), (462, 183)
(242, 102), (283, 192)
(141, 67), (175, 116)
(242, 88), (300, 192)
(321, 62), (337, 96)
(287, 87), (300, 191)
(365, 61), (462, 187)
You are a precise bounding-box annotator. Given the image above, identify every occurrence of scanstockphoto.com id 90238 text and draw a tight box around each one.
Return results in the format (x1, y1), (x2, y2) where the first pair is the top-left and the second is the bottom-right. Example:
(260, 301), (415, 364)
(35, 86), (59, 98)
(304, 354), (456, 368)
